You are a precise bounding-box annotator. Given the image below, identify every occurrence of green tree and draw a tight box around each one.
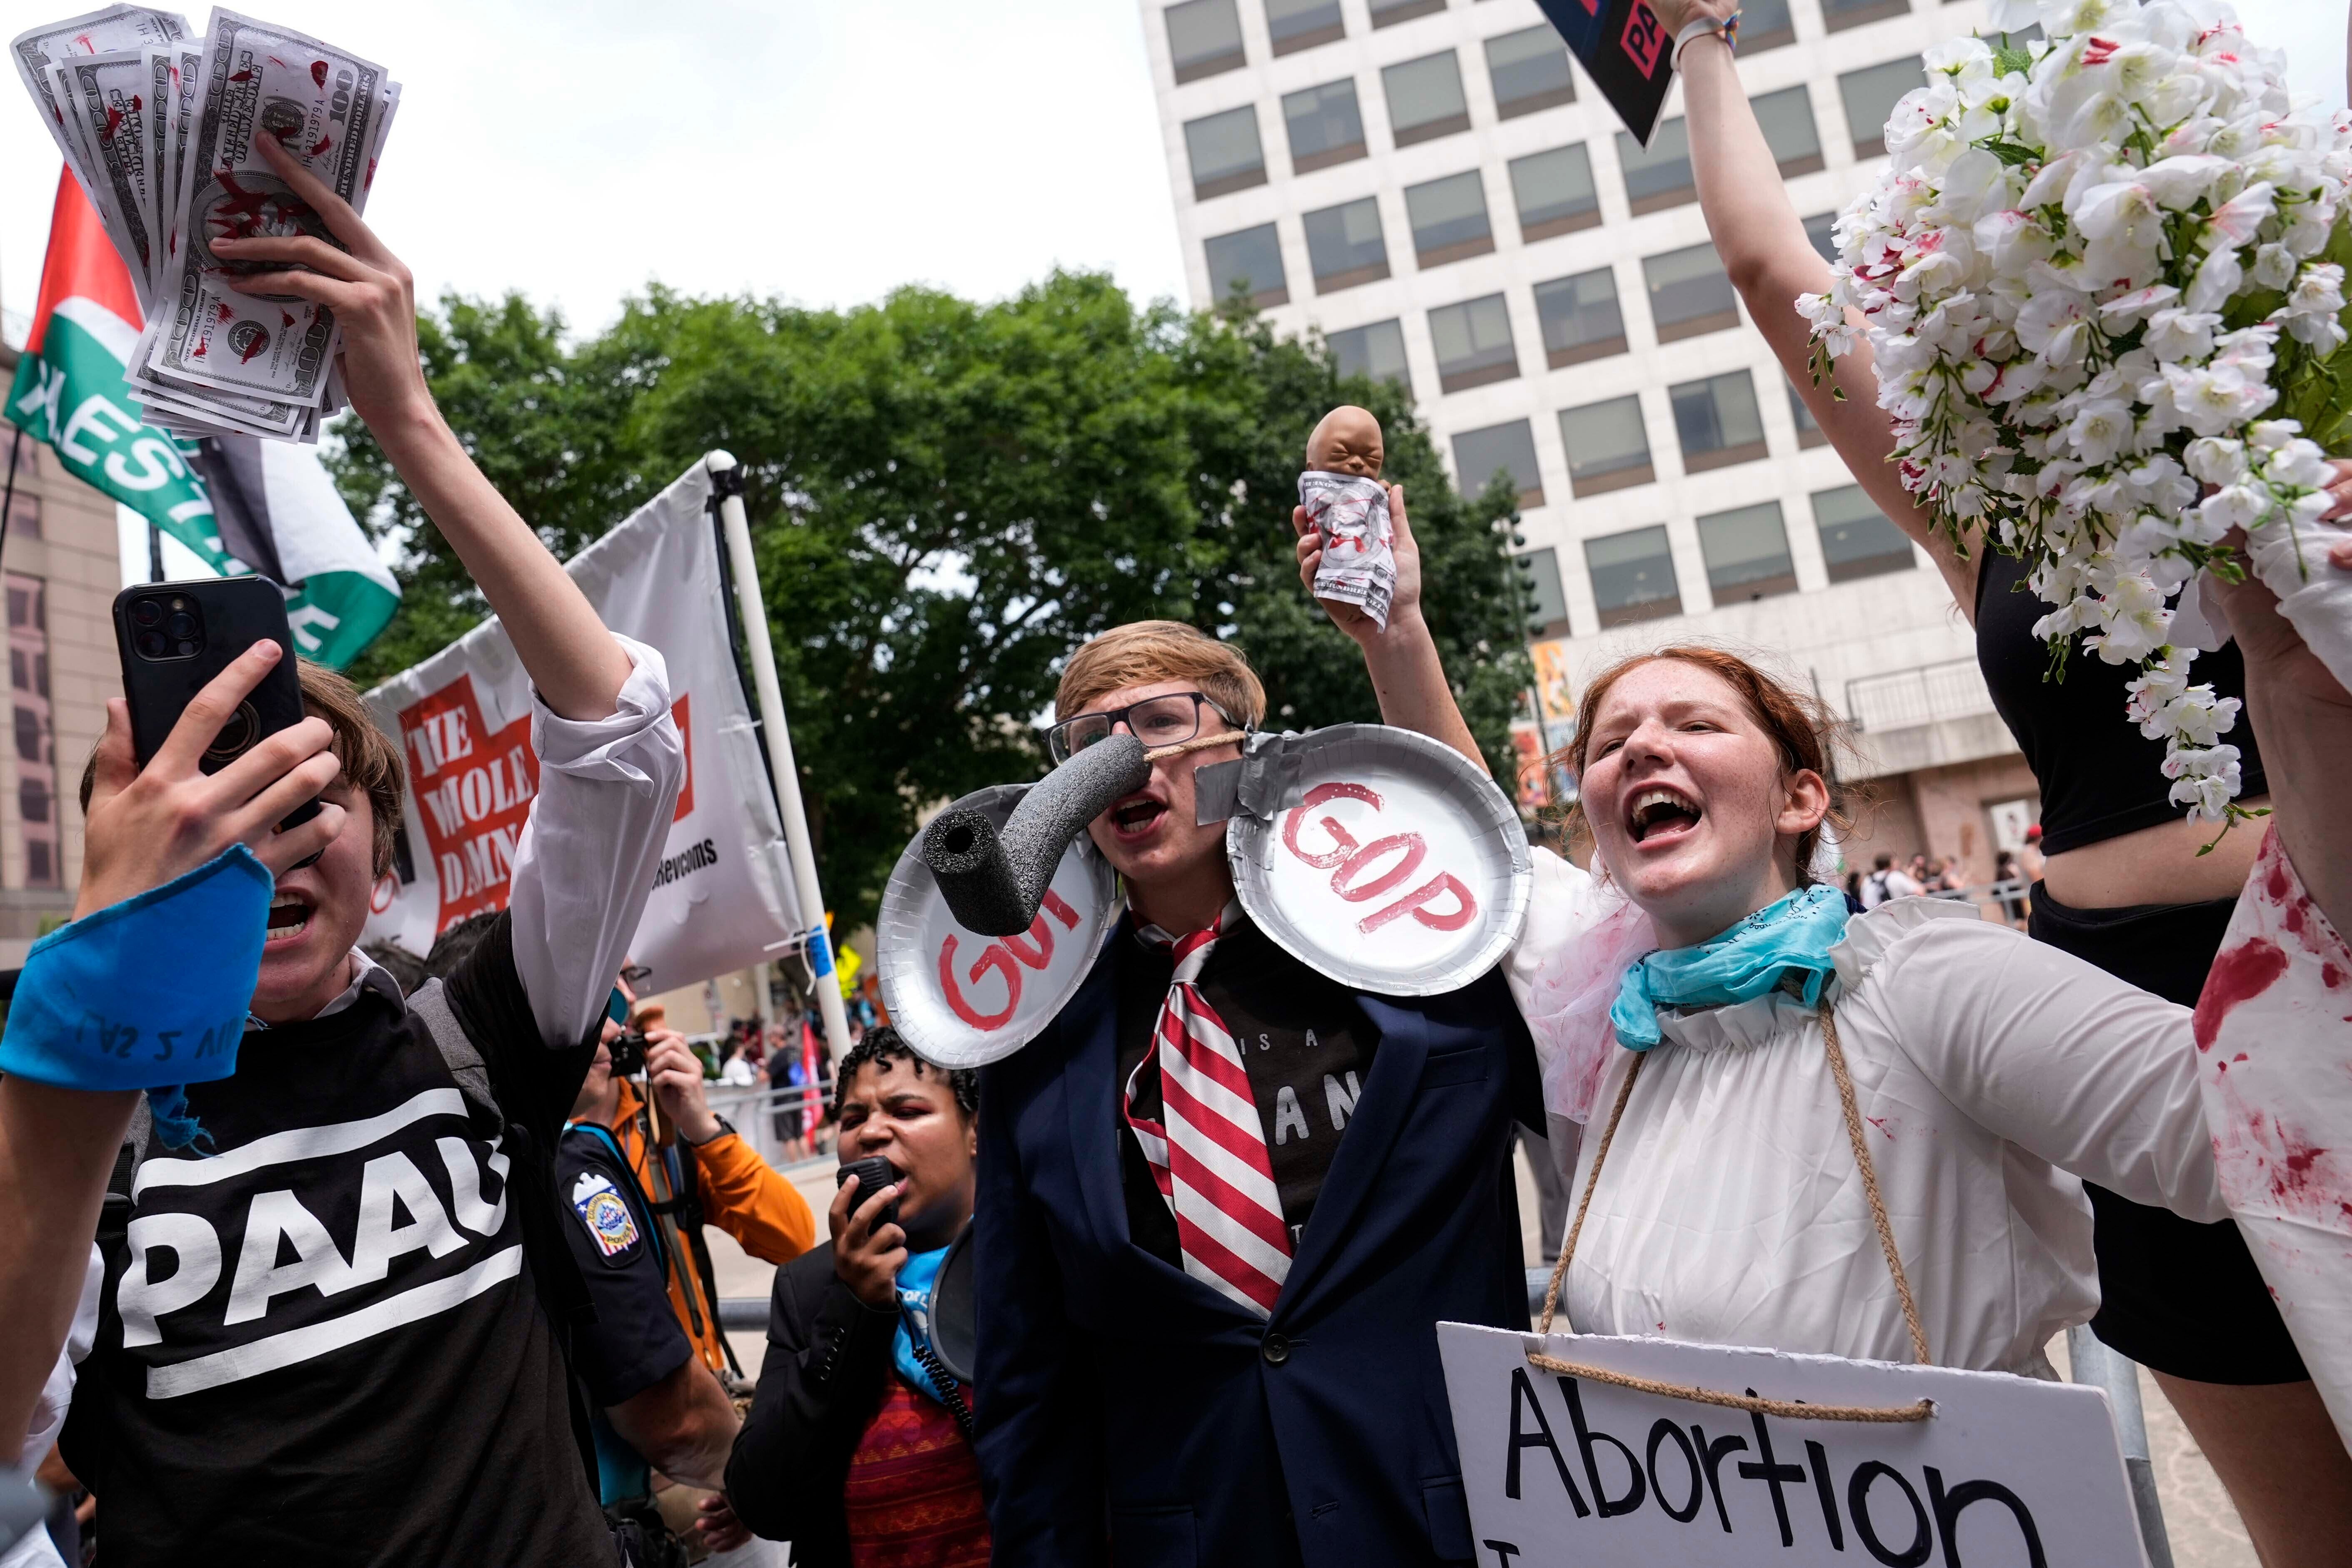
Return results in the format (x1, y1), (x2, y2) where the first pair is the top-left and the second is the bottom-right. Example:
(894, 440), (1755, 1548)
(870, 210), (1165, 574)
(331, 274), (1530, 930)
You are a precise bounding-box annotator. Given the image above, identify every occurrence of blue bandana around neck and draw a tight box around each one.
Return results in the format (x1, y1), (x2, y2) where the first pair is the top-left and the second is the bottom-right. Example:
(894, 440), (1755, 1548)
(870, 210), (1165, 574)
(1609, 884), (1852, 1050)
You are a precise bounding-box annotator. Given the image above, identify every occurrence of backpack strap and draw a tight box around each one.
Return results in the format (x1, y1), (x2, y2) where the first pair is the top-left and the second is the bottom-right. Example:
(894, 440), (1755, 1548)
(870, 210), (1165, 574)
(409, 978), (503, 1135)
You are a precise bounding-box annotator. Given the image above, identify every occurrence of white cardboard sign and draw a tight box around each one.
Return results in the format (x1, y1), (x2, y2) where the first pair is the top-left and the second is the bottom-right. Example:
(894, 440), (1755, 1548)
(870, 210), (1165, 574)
(1438, 1322), (2147, 1568)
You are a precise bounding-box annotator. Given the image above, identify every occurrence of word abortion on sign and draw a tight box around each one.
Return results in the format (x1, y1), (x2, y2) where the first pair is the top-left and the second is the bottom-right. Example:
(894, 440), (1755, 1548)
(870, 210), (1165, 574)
(1533, 0), (1672, 146)
(1438, 1322), (2149, 1568)
(363, 463), (805, 994)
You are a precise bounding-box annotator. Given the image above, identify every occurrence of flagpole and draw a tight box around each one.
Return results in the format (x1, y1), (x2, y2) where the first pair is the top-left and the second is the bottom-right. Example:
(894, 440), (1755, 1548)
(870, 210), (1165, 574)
(704, 450), (853, 1068)
(148, 522), (163, 582)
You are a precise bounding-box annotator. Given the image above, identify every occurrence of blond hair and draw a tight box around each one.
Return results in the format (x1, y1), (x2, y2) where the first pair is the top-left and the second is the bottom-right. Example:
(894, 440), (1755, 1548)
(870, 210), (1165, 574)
(1054, 620), (1266, 729)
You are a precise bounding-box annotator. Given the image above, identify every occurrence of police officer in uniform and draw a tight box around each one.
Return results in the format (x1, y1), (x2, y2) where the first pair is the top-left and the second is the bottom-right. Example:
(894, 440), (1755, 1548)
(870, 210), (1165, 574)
(559, 1016), (745, 1565)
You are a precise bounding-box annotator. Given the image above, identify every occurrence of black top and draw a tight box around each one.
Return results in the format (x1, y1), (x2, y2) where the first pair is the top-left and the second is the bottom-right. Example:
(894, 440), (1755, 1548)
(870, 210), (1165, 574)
(556, 1124), (691, 1408)
(725, 1242), (903, 1568)
(1114, 919), (1379, 1259)
(63, 919), (610, 1568)
(1975, 552), (2267, 855)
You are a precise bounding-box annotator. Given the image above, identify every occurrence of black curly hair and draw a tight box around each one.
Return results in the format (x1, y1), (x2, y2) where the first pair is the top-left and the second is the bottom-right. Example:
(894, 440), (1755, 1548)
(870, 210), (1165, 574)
(832, 1025), (978, 1119)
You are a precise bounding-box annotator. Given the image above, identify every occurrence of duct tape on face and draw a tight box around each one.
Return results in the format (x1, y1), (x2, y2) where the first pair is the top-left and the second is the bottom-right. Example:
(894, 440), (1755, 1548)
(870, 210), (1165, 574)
(1216, 726), (1532, 996)
(877, 783), (1121, 1068)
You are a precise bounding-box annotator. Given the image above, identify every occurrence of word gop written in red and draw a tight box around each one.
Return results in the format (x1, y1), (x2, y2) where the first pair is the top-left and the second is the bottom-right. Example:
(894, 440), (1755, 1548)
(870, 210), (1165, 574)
(1280, 781), (1477, 936)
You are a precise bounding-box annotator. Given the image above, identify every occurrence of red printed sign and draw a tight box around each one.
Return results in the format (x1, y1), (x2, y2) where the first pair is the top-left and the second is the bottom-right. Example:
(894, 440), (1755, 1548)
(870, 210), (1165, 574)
(396, 673), (539, 936)
(670, 693), (695, 822)
(1279, 781), (1477, 936)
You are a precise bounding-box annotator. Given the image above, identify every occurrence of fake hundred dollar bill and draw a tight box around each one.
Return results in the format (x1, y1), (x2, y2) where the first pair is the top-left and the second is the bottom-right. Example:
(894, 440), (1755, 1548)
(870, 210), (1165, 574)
(10, 4), (186, 176)
(1298, 470), (1396, 630)
(11, 6), (399, 443)
(55, 49), (162, 306)
(141, 10), (390, 410)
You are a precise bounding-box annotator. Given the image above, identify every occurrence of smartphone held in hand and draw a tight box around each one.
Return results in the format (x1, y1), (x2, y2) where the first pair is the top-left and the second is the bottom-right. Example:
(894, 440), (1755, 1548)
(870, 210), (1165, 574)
(111, 575), (319, 831)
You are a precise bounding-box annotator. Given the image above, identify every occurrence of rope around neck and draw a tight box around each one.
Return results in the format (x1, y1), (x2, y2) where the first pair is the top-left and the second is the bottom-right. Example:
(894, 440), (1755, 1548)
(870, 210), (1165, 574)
(1527, 999), (1935, 1423)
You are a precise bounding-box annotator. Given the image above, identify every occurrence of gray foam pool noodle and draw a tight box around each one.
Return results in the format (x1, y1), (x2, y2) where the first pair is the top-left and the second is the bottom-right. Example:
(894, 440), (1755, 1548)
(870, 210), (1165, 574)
(922, 734), (1151, 936)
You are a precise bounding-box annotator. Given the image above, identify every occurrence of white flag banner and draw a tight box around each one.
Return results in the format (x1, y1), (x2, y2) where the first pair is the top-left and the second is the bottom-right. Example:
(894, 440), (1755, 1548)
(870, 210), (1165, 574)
(361, 461), (803, 992)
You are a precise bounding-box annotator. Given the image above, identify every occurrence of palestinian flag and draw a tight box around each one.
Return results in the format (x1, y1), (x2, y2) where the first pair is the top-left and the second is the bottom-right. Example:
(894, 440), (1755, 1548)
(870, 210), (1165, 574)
(6, 171), (396, 668)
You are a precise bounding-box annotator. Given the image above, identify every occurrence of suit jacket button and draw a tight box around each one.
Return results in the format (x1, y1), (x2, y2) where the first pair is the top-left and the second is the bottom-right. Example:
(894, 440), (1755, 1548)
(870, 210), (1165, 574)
(1262, 1332), (1290, 1366)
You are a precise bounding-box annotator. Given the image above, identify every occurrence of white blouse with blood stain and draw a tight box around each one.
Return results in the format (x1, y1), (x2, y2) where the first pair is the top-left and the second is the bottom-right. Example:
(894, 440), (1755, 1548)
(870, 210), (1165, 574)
(2192, 828), (2352, 1444)
(1527, 890), (2227, 1378)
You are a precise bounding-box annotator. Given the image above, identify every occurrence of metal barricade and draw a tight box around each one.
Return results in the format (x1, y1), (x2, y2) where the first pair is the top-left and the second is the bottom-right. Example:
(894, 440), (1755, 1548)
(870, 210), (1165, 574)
(705, 1081), (834, 1170)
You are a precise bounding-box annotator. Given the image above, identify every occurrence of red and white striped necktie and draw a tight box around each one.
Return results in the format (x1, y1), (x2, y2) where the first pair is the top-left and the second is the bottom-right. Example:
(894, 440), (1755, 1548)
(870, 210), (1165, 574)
(1124, 905), (1293, 1317)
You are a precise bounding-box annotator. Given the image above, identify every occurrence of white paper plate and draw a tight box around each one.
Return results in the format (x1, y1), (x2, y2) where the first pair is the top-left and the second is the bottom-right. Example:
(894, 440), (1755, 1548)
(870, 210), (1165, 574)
(1226, 725), (1530, 996)
(876, 784), (1120, 1068)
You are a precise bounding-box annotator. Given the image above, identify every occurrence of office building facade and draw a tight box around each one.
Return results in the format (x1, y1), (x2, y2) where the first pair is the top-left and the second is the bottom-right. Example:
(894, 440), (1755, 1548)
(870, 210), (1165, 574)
(1144, 0), (2038, 881)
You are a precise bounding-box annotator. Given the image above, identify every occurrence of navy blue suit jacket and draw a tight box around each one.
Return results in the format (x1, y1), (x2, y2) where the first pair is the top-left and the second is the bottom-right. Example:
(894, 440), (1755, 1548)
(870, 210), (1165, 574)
(972, 921), (1540, 1568)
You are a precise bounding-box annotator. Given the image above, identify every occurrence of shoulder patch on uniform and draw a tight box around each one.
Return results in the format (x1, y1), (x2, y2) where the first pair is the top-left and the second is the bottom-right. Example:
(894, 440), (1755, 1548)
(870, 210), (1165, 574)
(571, 1170), (641, 1258)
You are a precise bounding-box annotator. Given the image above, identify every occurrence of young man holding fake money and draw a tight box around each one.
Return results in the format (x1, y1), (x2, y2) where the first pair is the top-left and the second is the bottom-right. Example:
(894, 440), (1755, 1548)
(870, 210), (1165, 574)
(971, 598), (1542, 1566)
(0, 135), (683, 1567)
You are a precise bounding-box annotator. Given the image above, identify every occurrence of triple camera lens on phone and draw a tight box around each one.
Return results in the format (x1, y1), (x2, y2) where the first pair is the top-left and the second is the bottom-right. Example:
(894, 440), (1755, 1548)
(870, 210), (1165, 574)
(128, 593), (205, 660)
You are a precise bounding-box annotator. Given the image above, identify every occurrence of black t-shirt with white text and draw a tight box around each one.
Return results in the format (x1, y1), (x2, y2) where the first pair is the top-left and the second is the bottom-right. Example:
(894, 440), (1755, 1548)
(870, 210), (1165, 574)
(62, 921), (613, 1568)
(1116, 919), (1378, 1257)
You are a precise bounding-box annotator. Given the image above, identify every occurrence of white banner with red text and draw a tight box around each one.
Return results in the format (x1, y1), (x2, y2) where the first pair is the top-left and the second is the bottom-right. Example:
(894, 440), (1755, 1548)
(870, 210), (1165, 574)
(361, 461), (803, 992)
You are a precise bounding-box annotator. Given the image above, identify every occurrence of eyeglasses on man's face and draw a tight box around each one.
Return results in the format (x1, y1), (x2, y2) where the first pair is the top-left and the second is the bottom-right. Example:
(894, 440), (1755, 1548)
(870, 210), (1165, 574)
(1046, 691), (1236, 766)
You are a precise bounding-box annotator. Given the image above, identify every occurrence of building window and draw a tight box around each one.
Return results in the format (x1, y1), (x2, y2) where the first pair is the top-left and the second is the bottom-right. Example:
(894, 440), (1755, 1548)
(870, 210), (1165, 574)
(1586, 525), (1682, 627)
(1616, 116), (1692, 214)
(1370, 0), (1446, 27)
(1517, 547), (1571, 637)
(1428, 294), (1518, 393)
(6, 574), (57, 890)
(1485, 25), (1576, 119)
(1753, 86), (1823, 177)
(1266, 0), (1345, 54)
(1558, 394), (1654, 495)
(1166, 0), (1246, 82)
(1405, 170), (1493, 268)
(1642, 241), (1738, 342)
(1453, 419), (1544, 507)
(1185, 106), (1266, 199)
(1841, 57), (1926, 159)
(1508, 144), (1599, 241)
(1532, 267), (1625, 366)
(1329, 319), (1412, 391)
(1802, 211), (1839, 264)
(1698, 501), (1799, 602)
(1823, 0), (1911, 33)
(1814, 485), (1918, 581)
(1383, 51), (1470, 147)
(1284, 79), (1367, 173)
(1304, 197), (1390, 292)
(1204, 224), (1288, 308)
(1790, 381), (1829, 448)
(1670, 370), (1769, 472)
(1742, 0), (1796, 52)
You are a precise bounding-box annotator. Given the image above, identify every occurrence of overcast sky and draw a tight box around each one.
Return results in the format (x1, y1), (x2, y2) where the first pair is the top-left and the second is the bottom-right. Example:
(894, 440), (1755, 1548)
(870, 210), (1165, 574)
(2, 1), (2344, 338)
(1, 0), (1190, 334)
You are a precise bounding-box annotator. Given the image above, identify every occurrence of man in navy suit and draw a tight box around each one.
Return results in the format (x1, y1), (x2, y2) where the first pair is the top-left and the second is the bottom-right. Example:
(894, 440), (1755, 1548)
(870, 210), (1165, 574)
(972, 612), (1540, 1568)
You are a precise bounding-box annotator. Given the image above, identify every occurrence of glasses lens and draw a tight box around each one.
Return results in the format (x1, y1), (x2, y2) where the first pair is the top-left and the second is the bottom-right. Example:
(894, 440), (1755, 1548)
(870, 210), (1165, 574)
(1128, 695), (1201, 748)
(1053, 715), (1111, 763)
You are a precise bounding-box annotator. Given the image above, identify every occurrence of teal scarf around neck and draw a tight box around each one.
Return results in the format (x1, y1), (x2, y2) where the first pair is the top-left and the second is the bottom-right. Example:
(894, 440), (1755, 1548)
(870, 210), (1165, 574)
(1610, 884), (1853, 1050)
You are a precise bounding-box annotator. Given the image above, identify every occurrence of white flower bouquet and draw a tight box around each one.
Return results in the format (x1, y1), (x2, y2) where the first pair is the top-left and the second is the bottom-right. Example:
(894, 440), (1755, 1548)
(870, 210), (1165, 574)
(1806, 0), (2352, 826)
